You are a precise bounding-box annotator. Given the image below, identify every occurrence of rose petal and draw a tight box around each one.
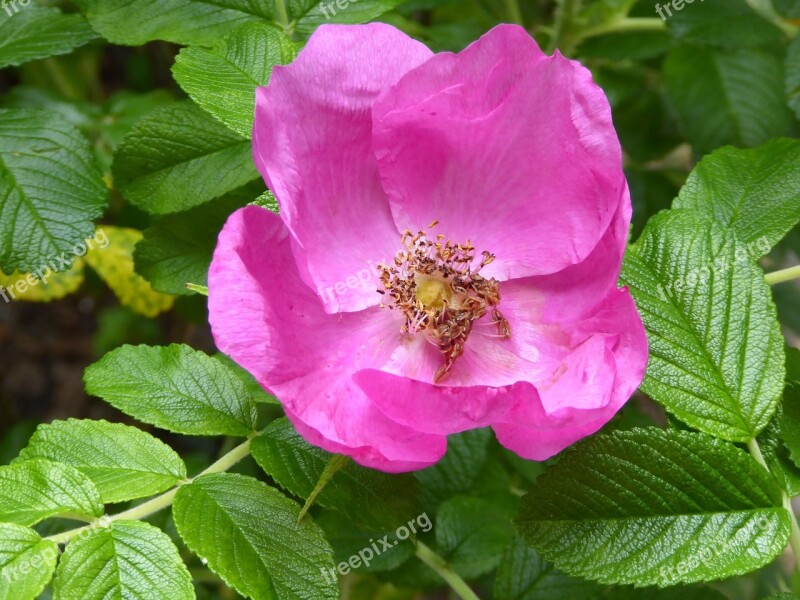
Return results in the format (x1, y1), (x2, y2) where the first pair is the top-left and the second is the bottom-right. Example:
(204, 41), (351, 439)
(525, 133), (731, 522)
(208, 205), (446, 471)
(253, 24), (433, 313)
(372, 24), (623, 280)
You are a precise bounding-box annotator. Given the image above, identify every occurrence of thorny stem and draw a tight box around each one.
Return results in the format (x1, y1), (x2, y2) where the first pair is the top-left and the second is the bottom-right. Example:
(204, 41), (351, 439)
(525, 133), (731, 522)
(765, 265), (800, 286)
(415, 541), (481, 600)
(45, 438), (253, 546)
(747, 438), (800, 573)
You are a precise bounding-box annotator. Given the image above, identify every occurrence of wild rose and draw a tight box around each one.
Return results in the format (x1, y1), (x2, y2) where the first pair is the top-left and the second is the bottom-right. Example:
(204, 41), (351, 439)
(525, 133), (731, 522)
(208, 23), (648, 472)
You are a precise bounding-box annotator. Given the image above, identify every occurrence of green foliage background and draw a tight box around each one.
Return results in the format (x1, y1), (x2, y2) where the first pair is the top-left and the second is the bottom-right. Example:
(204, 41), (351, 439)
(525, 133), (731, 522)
(0, 1), (799, 599)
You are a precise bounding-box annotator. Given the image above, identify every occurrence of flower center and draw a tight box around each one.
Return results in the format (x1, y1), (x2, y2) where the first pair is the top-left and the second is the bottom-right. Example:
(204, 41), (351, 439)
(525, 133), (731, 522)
(377, 222), (511, 383)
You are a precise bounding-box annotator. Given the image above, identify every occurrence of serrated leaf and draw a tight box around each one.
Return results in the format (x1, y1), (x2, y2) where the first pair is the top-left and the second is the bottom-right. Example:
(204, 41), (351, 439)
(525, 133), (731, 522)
(251, 418), (423, 532)
(620, 210), (784, 441)
(0, 260), (84, 302)
(0, 109), (107, 273)
(173, 22), (298, 138)
(0, 523), (59, 600)
(15, 419), (186, 504)
(251, 189), (279, 212)
(435, 496), (515, 580)
(53, 520), (194, 600)
(665, 0), (783, 49)
(215, 353), (279, 405)
(0, 459), (103, 526)
(606, 587), (729, 600)
(414, 428), (492, 509)
(112, 101), (259, 214)
(515, 428), (791, 587)
(173, 473), (337, 600)
(134, 196), (246, 296)
(493, 536), (602, 600)
(673, 139), (800, 255)
(84, 344), (258, 436)
(75, 0), (270, 45)
(0, 7), (96, 69)
(664, 46), (791, 154)
(83, 226), (175, 317)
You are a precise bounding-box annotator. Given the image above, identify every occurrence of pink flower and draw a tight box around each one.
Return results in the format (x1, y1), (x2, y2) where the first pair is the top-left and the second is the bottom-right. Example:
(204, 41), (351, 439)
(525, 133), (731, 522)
(208, 23), (648, 472)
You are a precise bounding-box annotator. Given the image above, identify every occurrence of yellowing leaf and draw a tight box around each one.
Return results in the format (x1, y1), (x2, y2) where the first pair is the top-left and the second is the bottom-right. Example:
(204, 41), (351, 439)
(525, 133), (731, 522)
(85, 226), (175, 317)
(0, 260), (85, 302)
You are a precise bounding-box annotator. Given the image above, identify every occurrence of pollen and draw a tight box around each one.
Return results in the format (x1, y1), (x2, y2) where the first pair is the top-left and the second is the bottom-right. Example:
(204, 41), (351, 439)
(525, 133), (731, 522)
(378, 224), (511, 384)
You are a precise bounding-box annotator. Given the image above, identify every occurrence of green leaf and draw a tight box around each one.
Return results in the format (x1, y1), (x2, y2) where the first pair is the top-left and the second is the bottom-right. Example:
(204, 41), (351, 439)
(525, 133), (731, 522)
(0, 109), (107, 274)
(0, 7), (97, 69)
(251, 418), (423, 532)
(664, 46), (792, 154)
(315, 512), (416, 574)
(620, 210), (784, 441)
(757, 403), (800, 497)
(173, 473), (337, 600)
(0, 523), (59, 600)
(787, 35), (800, 120)
(173, 22), (298, 138)
(606, 587), (729, 600)
(414, 428), (492, 509)
(112, 101), (259, 214)
(493, 536), (602, 600)
(673, 139), (800, 255)
(215, 353), (279, 405)
(665, 0), (783, 49)
(15, 419), (186, 504)
(0, 459), (103, 526)
(83, 344), (258, 437)
(515, 428), (791, 587)
(134, 195), (246, 296)
(435, 496), (515, 580)
(780, 350), (800, 468)
(75, 0), (271, 45)
(53, 520), (194, 600)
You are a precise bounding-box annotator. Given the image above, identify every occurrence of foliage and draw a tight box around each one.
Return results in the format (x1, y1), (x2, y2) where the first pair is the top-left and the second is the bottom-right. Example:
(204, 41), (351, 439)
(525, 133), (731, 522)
(0, 0), (799, 599)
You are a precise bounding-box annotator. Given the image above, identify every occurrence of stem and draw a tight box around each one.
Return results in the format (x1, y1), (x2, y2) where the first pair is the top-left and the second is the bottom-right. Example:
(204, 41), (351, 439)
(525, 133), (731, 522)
(548, 0), (579, 53)
(765, 265), (800, 286)
(744, 0), (798, 36)
(45, 439), (253, 546)
(415, 541), (480, 600)
(298, 454), (350, 523)
(748, 438), (800, 572)
(747, 437), (769, 469)
(503, 0), (524, 26)
(274, 0), (290, 28)
(578, 17), (667, 41)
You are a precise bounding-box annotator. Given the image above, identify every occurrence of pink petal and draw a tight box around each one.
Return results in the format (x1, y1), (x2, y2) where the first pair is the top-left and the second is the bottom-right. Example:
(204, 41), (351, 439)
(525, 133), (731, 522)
(372, 24), (623, 280)
(353, 208), (644, 449)
(492, 288), (648, 460)
(253, 24), (433, 313)
(208, 206), (446, 471)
